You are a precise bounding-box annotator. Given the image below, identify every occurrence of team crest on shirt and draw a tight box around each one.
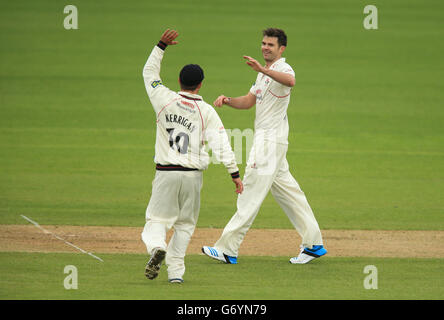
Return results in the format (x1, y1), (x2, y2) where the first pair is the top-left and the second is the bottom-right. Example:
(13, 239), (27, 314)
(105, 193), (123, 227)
(151, 80), (163, 88)
(256, 89), (263, 102)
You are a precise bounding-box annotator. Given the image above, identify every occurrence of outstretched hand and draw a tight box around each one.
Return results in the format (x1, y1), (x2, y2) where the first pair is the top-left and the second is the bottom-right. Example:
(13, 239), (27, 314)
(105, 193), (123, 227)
(160, 29), (179, 46)
(214, 95), (230, 107)
(243, 56), (265, 73)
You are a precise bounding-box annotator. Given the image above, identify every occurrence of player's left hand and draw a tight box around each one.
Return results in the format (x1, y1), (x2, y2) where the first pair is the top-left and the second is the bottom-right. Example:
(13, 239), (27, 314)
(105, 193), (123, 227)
(160, 29), (179, 46)
(232, 177), (244, 194)
(213, 95), (230, 107)
(243, 56), (265, 73)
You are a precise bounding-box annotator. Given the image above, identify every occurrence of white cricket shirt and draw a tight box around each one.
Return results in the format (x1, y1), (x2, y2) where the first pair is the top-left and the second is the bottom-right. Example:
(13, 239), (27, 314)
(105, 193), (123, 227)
(142, 45), (239, 175)
(249, 57), (295, 145)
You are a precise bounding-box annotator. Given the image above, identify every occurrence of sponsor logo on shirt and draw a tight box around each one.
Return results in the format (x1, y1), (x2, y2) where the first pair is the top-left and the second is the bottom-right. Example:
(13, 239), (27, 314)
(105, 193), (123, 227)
(176, 102), (196, 114)
(151, 80), (163, 88)
(181, 100), (195, 109)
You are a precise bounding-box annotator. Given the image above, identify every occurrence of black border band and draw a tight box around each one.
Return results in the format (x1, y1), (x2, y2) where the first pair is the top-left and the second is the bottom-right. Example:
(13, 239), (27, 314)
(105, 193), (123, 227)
(231, 171), (240, 179)
(156, 164), (198, 171)
(157, 40), (168, 50)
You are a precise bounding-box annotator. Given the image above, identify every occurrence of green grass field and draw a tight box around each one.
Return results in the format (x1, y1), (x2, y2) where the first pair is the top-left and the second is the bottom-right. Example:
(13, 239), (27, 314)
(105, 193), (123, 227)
(1, 0), (443, 300)
(1, 252), (442, 300)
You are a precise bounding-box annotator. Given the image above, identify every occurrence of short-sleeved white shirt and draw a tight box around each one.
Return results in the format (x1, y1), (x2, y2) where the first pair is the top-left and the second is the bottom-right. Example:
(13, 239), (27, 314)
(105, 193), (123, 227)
(249, 57), (295, 145)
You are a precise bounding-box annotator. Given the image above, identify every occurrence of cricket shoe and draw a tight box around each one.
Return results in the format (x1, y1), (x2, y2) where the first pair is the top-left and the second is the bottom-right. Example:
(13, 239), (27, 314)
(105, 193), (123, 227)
(145, 247), (166, 280)
(289, 245), (327, 264)
(202, 246), (237, 264)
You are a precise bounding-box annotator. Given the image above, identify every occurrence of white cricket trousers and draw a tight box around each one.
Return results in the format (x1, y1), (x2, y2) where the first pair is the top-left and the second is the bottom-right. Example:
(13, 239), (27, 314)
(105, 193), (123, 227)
(141, 170), (203, 280)
(215, 140), (323, 257)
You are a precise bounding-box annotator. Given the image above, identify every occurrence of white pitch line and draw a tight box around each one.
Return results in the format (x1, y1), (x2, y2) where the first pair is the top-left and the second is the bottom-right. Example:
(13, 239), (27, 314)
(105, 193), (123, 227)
(20, 215), (103, 262)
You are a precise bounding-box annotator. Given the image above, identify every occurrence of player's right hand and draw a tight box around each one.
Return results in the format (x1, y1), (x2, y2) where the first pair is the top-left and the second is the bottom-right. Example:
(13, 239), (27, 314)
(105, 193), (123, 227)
(214, 95), (230, 107)
(232, 177), (243, 194)
(160, 29), (179, 46)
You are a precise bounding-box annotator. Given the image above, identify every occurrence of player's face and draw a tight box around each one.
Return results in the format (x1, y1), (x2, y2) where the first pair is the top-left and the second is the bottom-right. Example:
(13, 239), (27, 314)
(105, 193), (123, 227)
(261, 36), (285, 63)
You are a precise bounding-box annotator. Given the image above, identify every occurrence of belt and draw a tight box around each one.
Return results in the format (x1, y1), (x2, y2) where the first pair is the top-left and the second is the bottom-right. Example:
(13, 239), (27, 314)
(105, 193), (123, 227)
(156, 164), (198, 171)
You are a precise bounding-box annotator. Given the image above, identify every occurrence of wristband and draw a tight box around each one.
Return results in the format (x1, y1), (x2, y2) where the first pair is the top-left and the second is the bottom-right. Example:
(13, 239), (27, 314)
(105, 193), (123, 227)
(231, 171), (240, 179)
(157, 40), (168, 50)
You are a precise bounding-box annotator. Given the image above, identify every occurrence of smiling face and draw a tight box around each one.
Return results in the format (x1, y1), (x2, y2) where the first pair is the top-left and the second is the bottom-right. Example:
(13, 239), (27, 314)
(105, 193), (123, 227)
(261, 36), (286, 64)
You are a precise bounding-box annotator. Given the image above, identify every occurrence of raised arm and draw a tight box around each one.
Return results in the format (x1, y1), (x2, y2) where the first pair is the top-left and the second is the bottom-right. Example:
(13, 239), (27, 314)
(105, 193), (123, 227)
(143, 30), (178, 79)
(142, 29), (180, 113)
(142, 29), (179, 80)
(243, 55), (295, 87)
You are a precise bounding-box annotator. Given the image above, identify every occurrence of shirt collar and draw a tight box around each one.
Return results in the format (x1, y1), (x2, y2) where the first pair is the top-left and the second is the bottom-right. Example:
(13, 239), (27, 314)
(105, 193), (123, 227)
(178, 91), (202, 101)
(268, 57), (286, 70)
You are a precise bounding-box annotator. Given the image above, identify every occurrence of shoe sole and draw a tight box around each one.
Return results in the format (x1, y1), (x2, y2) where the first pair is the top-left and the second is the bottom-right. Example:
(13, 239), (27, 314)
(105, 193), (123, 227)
(289, 249), (327, 264)
(289, 254), (316, 264)
(169, 278), (184, 284)
(302, 249), (324, 258)
(145, 249), (166, 280)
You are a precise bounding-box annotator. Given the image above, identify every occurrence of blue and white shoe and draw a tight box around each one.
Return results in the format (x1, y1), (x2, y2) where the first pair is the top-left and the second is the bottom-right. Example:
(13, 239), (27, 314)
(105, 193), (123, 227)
(168, 278), (184, 284)
(202, 246), (237, 264)
(289, 245), (327, 264)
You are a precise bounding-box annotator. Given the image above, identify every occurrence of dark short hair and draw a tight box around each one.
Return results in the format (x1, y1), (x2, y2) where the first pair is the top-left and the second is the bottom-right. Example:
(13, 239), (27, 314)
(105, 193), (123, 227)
(180, 83), (200, 91)
(179, 64), (204, 91)
(262, 28), (287, 47)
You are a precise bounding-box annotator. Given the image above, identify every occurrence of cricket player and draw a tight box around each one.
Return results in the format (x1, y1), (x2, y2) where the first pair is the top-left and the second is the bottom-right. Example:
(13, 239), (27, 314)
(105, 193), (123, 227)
(141, 29), (243, 283)
(202, 28), (327, 264)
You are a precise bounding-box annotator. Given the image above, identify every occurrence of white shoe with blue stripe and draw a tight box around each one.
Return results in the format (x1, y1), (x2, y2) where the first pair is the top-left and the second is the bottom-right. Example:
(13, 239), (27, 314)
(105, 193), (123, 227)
(290, 245), (327, 264)
(202, 246), (237, 264)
